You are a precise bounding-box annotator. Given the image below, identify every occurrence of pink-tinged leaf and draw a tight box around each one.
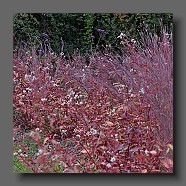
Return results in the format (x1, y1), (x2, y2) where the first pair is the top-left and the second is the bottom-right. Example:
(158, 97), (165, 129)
(104, 121), (115, 126)
(161, 158), (173, 169)
(129, 146), (139, 153)
(50, 139), (58, 145)
(34, 155), (48, 164)
(29, 131), (41, 142)
(96, 137), (105, 145)
(43, 137), (49, 144)
(141, 169), (147, 173)
(64, 168), (75, 173)
(98, 146), (107, 151)
(81, 149), (88, 154)
(167, 144), (173, 151)
(149, 150), (157, 155)
(73, 165), (81, 173)
(50, 117), (55, 129)
(100, 162), (106, 166)
(115, 104), (128, 113)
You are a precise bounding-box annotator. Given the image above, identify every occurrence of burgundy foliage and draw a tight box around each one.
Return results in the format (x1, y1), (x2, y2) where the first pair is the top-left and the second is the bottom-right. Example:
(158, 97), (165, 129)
(13, 28), (173, 173)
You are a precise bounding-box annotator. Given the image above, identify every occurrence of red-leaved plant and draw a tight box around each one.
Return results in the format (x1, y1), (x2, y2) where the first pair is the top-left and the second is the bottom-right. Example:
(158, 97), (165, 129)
(13, 26), (173, 173)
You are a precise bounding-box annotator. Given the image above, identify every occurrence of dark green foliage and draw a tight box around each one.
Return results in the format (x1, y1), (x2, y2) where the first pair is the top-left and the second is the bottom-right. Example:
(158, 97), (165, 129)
(13, 13), (172, 55)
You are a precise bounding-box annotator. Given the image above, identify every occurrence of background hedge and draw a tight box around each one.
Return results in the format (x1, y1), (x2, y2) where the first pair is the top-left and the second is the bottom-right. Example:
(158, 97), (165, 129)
(13, 13), (173, 55)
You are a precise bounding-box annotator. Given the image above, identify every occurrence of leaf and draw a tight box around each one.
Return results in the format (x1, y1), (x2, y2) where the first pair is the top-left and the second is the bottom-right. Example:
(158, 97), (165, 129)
(118, 104), (128, 111)
(34, 155), (48, 164)
(98, 146), (107, 151)
(167, 144), (173, 151)
(73, 165), (81, 173)
(43, 137), (49, 144)
(161, 158), (173, 169)
(141, 169), (147, 173)
(136, 151), (147, 163)
(29, 131), (41, 142)
(149, 150), (157, 155)
(96, 137), (105, 145)
(104, 121), (114, 126)
(50, 117), (55, 129)
(64, 168), (75, 173)
(50, 139), (58, 145)
(80, 160), (86, 165)
(81, 149), (88, 154)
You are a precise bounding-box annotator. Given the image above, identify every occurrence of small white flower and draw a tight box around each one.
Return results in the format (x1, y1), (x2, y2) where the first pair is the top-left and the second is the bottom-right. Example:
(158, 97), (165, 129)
(38, 149), (43, 155)
(53, 83), (59, 87)
(130, 68), (134, 72)
(67, 98), (72, 103)
(24, 74), (29, 80)
(41, 98), (47, 102)
(139, 88), (145, 94)
(60, 52), (64, 56)
(70, 90), (75, 96)
(76, 134), (80, 138)
(26, 87), (32, 92)
(145, 149), (149, 155)
(35, 128), (40, 131)
(61, 130), (67, 134)
(90, 128), (98, 135)
(86, 131), (91, 136)
(32, 76), (36, 81)
(131, 39), (136, 44)
(18, 149), (22, 153)
(106, 163), (112, 168)
(114, 134), (118, 138)
(13, 152), (18, 156)
(29, 131), (35, 136)
(51, 155), (59, 161)
(117, 32), (126, 39)
(74, 94), (79, 99)
(110, 156), (116, 162)
(18, 100), (24, 105)
(130, 94), (135, 97)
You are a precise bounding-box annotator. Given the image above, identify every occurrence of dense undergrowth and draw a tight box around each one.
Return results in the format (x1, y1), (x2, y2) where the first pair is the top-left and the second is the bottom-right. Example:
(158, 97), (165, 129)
(13, 27), (173, 173)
